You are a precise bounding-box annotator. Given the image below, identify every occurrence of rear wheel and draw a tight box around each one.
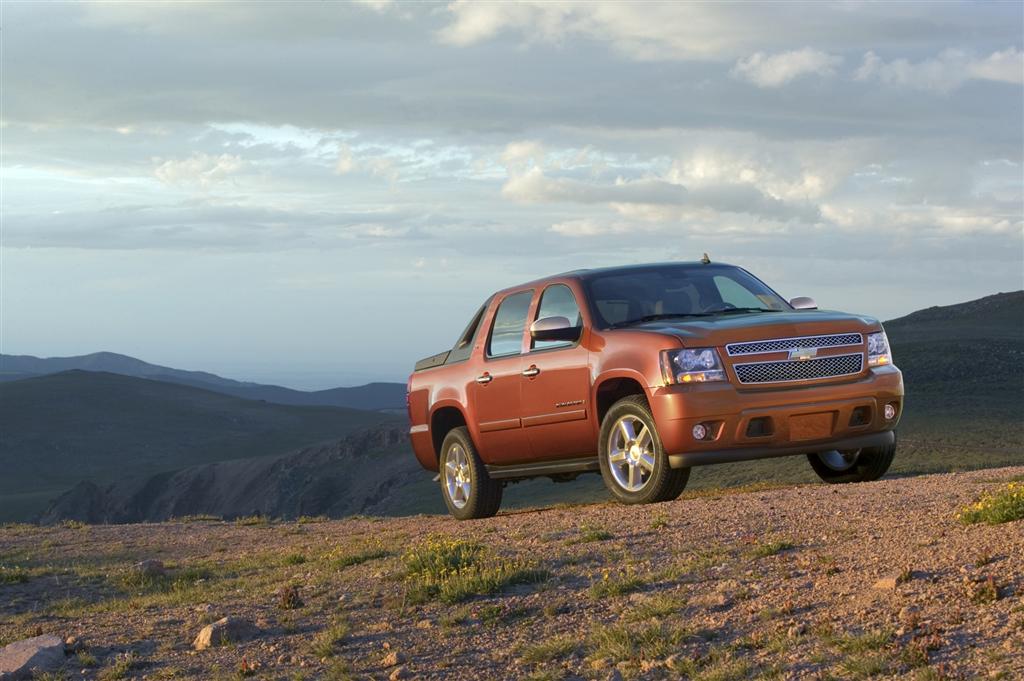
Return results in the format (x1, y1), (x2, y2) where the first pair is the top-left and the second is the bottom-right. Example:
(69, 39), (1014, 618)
(440, 427), (503, 520)
(807, 436), (897, 483)
(598, 395), (690, 504)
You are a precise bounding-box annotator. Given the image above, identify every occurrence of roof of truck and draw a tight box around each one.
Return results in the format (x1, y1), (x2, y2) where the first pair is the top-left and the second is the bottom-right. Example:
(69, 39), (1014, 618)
(491, 260), (739, 297)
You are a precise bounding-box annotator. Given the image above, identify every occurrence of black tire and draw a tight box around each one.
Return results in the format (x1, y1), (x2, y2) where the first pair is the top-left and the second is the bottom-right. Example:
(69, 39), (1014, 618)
(598, 395), (690, 504)
(807, 435), (897, 484)
(439, 427), (503, 520)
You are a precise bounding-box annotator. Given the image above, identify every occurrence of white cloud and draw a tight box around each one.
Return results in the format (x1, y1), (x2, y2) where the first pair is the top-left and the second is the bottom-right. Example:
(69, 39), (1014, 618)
(153, 153), (246, 188)
(732, 48), (842, 88)
(855, 47), (1024, 93)
(499, 142), (821, 223)
(335, 143), (356, 174)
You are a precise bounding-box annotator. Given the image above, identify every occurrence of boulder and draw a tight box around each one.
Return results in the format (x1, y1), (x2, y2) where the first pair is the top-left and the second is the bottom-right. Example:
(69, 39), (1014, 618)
(0, 635), (66, 680)
(192, 617), (260, 650)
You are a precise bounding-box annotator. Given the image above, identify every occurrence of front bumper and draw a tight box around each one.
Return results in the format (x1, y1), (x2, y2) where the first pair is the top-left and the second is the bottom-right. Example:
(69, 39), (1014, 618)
(648, 365), (904, 467)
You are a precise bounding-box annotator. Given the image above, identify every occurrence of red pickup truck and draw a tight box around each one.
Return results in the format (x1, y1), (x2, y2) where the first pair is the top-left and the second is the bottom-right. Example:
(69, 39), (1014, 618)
(407, 261), (903, 520)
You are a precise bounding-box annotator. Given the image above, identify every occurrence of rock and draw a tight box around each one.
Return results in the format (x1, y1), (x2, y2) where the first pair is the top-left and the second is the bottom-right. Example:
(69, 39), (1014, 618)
(604, 670), (624, 681)
(382, 651), (406, 667)
(0, 635), (66, 680)
(63, 636), (82, 652)
(388, 666), (410, 680)
(134, 559), (166, 577)
(787, 623), (806, 638)
(873, 575), (900, 590)
(192, 617), (260, 650)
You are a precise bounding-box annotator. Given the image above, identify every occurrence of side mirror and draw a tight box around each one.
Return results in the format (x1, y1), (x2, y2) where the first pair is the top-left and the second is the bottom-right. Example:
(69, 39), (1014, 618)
(530, 316), (581, 342)
(790, 296), (818, 310)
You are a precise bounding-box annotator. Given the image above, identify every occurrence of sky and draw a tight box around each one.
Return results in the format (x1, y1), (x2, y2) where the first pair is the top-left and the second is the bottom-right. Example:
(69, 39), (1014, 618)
(2, 1), (1022, 388)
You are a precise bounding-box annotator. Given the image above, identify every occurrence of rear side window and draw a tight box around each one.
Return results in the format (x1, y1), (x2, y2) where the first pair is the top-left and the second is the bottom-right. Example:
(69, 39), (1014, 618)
(447, 300), (489, 364)
(487, 290), (533, 358)
(532, 284), (582, 350)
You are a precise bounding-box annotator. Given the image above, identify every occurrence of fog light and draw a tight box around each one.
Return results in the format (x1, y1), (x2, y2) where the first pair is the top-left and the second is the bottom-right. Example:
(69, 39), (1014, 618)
(692, 423), (708, 440)
(884, 403), (897, 420)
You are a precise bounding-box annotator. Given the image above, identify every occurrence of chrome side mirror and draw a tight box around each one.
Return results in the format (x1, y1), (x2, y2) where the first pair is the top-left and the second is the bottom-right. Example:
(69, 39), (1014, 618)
(790, 296), (818, 310)
(529, 316), (581, 342)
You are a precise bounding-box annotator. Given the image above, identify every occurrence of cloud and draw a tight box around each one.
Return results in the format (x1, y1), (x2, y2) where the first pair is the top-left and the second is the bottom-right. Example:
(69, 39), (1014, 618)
(335, 144), (356, 174)
(732, 48), (842, 88)
(499, 142), (821, 223)
(154, 153), (246, 188)
(855, 47), (1024, 93)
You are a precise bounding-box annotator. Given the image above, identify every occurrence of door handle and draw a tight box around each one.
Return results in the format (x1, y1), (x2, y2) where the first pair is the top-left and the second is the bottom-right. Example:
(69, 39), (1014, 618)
(476, 373), (493, 385)
(522, 365), (540, 378)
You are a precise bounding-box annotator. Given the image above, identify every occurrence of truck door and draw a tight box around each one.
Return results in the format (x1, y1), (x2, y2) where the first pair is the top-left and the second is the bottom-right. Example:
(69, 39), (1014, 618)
(467, 289), (532, 465)
(520, 283), (595, 460)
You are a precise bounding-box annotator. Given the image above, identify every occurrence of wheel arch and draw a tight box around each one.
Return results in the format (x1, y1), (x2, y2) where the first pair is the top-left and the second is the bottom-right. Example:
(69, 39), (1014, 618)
(593, 371), (653, 426)
(429, 403), (469, 465)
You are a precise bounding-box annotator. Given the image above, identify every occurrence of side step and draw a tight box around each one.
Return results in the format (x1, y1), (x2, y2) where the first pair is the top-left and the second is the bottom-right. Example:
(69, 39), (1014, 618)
(485, 457), (599, 480)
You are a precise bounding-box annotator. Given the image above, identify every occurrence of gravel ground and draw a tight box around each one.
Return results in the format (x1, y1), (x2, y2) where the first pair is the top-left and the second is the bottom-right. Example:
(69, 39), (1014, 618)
(1, 466), (1022, 680)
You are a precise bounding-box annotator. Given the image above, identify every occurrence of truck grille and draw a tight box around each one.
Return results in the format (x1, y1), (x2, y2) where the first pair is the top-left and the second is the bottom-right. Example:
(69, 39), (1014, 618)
(726, 333), (862, 356)
(733, 353), (864, 384)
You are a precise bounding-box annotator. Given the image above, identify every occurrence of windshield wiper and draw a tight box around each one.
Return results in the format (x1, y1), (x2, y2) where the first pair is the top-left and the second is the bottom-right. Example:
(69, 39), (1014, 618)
(610, 312), (714, 328)
(716, 307), (780, 315)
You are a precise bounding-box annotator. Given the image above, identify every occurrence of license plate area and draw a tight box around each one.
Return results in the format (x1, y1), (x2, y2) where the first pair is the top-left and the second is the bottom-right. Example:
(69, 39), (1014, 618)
(789, 412), (836, 441)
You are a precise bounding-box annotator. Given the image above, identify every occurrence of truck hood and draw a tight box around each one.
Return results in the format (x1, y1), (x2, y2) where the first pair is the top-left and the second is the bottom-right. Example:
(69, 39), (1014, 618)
(625, 309), (881, 347)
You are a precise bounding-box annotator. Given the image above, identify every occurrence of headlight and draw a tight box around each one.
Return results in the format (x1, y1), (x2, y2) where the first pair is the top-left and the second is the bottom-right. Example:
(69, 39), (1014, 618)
(867, 330), (892, 367)
(661, 348), (725, 384)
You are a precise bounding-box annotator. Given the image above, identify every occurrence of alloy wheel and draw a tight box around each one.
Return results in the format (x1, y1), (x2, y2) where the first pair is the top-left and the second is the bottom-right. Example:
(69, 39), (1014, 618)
(607, 415), (656, 492)
(444, 443), (472, 508)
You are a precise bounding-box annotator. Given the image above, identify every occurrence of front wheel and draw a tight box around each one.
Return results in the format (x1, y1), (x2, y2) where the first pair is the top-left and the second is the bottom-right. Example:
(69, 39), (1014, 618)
(598, 395), (690, 504)
(807, 435), (897, 484)
(439, 427), (503, 520)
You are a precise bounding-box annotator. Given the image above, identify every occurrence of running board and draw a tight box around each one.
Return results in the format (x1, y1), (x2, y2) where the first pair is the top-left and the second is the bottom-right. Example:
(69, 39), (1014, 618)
(485, 457), (600, 480)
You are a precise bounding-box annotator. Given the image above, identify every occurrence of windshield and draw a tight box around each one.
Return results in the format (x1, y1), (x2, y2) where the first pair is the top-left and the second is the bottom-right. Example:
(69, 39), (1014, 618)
(582, 264), (789, 329)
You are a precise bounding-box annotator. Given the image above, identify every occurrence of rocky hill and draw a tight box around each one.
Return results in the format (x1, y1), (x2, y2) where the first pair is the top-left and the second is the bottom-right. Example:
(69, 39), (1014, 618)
(2, 467), (1022, 680)
(0, 372), (401, 522)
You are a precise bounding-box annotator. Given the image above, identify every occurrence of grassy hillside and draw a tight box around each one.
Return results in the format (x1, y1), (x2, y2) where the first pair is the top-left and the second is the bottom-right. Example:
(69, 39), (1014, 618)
(0, 351), (407, 410)
(0, 371), (401, 522)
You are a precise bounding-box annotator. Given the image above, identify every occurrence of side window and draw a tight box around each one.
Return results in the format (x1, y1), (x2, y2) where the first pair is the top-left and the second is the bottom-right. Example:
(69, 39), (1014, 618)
(713, 275), (765, 309)
(486, 290), (533, 358)
(447, 301), (488, 364)
(532, 284), (582, 350)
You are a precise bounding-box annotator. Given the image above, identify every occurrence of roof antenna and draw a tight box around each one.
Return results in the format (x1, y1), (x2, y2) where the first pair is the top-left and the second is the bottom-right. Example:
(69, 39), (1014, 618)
(701, 252), (711, 264)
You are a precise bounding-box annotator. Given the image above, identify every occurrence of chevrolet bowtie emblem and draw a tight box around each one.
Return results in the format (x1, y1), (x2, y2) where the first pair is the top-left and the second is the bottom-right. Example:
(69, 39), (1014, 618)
(789, 347), (817, 360)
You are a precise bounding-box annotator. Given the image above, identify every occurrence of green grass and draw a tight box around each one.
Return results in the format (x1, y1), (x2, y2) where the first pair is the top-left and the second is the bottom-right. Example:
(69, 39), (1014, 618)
(588, 568), (648, 599)
(621, 592), (687, 621)
(310, 619), (350, 658)
(750, 539), (795, 558)
(98, 652), (139, 681)
(330, 545), (391, 569)
(518, 636), (578, 664)
(956, 482), (1024, 525)
(832, 628), (894, 654)
(576, 524), (613, 542)
(587, 623), (687, 663)
(0, 565), (29, 584)
(283, 553), (307, 565)
(402, 537), (548, 604)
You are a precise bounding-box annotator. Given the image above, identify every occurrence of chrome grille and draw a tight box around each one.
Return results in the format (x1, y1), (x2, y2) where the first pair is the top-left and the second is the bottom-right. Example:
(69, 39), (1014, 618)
(733, 353), (864, 384)
(726, 333), (862, 356)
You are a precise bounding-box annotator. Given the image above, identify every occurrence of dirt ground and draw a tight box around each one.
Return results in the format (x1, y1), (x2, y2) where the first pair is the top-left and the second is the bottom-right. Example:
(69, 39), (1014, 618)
(2, 466), (1022, 680)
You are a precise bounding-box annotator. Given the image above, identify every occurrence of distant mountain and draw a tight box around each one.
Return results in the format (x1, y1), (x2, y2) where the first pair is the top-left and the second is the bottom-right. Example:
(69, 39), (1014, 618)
(0, 351), (406, 411)
(0, 371), (402, 522)
(884, 290), (1023, 342)
(884, 290), (1023, 394)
